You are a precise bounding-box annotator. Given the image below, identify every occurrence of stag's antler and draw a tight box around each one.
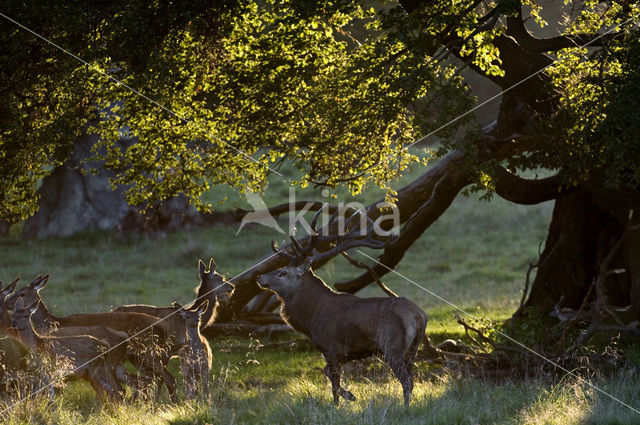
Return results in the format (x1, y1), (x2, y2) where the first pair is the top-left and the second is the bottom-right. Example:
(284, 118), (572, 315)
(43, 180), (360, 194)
(281, 205), (396, 266)
(271, 239), (307, 265)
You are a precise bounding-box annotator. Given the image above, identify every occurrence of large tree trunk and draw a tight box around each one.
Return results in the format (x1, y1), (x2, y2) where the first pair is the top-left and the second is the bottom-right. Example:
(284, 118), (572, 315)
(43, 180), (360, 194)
(523, 188), (640, 322)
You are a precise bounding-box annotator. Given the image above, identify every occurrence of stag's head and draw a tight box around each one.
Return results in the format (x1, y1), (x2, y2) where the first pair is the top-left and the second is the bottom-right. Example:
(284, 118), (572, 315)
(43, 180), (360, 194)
(258, 206), (394, 297)
(197, 258), (235, 304)
(5, 274), (48, 310)
(257, 256), (313, 297)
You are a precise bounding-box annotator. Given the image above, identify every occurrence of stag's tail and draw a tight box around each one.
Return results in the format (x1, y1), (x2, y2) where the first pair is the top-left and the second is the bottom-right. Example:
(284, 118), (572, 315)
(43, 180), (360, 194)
(405, 311), (428, 363)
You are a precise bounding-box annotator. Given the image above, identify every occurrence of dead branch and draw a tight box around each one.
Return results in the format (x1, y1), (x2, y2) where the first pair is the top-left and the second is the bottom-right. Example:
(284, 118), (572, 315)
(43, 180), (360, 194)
(454, 313), (525, 356)
(201, 201), (339, 225)
(563, 213), (640, 354)
(514, 261), (538, 317)
(339, 251), (398, 297)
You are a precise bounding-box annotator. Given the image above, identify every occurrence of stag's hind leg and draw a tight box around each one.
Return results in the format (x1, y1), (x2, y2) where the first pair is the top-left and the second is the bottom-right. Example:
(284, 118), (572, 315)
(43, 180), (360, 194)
(384, 345), (418, 404)
(388, 360), (413, 405)
(387, 316), (425, 405)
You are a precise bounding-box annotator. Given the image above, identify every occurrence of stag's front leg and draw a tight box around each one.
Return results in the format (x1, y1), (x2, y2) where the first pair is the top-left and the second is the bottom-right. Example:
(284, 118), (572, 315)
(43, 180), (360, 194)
(323, 363), (341, 405)
(323, 362), (356, 404)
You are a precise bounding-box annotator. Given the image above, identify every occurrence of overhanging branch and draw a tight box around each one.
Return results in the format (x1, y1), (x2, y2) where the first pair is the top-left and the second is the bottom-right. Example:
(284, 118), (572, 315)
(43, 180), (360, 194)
(493, 167), (571, 205)
(335, 168), (472, 293)
(506, 15), (619, 53)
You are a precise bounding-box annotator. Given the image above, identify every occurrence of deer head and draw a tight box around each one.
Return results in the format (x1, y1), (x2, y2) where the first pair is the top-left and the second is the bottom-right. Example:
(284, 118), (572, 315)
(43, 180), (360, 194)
(177, 300), (209, 330)
(5, 274), (49, 310)
(11, 297), (39, 331)
(257, 206), (395, 295)
(197, 258), (235, 301)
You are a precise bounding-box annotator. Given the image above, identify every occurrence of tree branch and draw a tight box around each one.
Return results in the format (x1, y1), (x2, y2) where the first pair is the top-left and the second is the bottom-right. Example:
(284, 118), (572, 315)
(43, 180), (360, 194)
(334, 169), (471, 293)
(506, 15), (620, 53)
(492, 167), (571, 205)
(339, 251), (398, 297)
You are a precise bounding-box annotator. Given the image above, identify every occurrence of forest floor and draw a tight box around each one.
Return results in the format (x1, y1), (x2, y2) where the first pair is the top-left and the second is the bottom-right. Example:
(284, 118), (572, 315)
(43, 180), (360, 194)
(1, 162), (639, 424)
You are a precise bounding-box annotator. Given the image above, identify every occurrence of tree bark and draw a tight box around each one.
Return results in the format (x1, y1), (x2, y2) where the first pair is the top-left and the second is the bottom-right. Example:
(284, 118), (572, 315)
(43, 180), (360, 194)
(522, 189), (639, 317)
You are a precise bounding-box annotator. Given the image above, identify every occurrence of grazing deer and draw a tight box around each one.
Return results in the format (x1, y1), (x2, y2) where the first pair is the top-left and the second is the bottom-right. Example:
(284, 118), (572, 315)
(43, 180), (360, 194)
(256, 209), (428, 405)
(5, 275), (176, 400)
(175, 300), (211, 399)
(11, 298), (122, 401)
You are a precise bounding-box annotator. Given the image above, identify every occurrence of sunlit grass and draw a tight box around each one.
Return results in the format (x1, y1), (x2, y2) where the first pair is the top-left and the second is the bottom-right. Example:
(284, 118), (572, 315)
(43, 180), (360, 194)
(2, 163), (640, 423)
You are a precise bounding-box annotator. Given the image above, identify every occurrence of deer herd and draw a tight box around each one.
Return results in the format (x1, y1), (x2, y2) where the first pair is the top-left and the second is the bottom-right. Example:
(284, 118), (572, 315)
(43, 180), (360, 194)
(0, 210), (430, 406)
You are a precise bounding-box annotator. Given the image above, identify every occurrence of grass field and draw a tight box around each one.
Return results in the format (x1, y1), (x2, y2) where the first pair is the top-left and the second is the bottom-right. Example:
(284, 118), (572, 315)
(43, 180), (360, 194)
(1, 162), (640, 424)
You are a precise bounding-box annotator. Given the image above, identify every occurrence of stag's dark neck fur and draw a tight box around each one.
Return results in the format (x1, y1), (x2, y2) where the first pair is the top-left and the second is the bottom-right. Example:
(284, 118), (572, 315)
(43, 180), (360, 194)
(278, 272), (338, 336)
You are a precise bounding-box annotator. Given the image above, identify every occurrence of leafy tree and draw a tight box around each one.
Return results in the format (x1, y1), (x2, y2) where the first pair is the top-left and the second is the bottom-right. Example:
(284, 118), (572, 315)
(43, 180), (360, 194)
(1, 0), (639, 348)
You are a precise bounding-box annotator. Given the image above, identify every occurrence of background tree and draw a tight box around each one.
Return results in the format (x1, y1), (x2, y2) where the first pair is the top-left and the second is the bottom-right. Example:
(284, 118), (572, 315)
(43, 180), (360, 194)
(1, 0), (639, 348)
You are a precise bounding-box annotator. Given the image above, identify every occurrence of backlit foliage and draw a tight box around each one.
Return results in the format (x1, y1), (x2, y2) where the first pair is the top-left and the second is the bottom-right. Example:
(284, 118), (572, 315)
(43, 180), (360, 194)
(1, 0), (638, 221)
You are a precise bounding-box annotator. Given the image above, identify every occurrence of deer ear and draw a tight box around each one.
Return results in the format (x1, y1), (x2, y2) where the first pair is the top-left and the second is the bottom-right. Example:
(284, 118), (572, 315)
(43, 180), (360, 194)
(172, 301), (183, 310)
(15, 297), (24, 310)
(7, 277), (19, 293)
(196, 299), (209, 316)
(209, 258), (216, 273)
(33, 275), (49, 291)
(1, 277), (19, 297)
(198, 259), (206, 278)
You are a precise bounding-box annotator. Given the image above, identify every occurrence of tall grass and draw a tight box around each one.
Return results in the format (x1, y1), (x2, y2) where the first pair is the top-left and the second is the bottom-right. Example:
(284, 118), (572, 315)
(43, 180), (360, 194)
(1, 163), (639, 423)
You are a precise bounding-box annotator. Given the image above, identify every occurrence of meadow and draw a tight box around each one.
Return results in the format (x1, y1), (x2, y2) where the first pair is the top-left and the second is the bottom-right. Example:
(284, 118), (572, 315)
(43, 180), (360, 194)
(1, 163), (639, 424)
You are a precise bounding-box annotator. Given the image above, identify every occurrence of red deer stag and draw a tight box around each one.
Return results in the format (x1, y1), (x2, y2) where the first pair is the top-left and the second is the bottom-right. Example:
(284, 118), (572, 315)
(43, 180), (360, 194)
(256, 209), (428, 405)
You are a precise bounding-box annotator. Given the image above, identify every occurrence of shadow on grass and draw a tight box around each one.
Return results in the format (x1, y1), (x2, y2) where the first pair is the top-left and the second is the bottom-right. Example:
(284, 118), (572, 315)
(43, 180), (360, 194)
(164, 342), (616, 425)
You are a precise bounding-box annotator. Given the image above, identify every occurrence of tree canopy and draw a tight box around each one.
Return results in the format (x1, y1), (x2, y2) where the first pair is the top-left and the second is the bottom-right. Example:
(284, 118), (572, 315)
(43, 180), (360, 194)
(1, 0), (638, 225)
